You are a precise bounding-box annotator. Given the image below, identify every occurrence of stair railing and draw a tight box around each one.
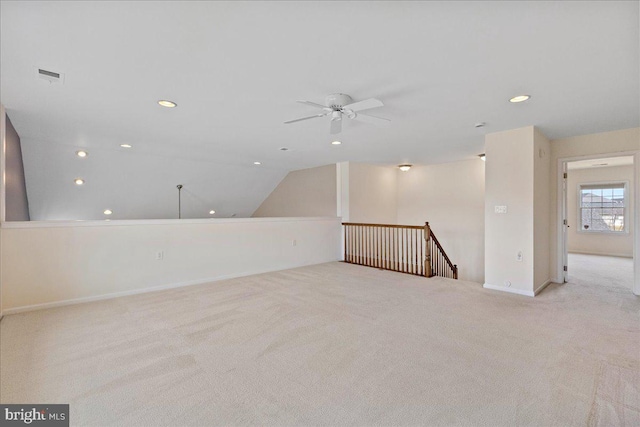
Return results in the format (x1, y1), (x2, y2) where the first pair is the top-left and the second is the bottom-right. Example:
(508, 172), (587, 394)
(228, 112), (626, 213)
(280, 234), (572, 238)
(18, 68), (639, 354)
(342, 222), (457, 279)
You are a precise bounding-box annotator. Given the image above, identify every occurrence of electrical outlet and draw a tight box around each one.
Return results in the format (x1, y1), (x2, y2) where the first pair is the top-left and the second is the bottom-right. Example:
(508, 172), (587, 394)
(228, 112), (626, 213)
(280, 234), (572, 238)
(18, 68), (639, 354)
(516, 251), (523, 262)
(156, 251), (164, 260)
(494, 205), (507, 214)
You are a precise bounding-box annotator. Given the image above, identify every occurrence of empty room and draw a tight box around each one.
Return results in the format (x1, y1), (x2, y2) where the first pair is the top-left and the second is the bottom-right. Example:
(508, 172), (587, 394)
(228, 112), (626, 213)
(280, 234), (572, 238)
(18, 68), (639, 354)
(0, 1), (639, 426)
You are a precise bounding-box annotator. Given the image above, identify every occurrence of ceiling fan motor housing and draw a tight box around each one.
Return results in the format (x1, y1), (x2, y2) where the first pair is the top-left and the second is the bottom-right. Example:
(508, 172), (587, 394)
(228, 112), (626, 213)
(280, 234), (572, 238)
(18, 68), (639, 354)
(326, 93), (353, 109)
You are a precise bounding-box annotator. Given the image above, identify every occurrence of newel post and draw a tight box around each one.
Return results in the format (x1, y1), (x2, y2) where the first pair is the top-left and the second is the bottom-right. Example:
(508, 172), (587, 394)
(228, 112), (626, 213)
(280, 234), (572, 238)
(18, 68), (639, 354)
(424, 222), (432, 277)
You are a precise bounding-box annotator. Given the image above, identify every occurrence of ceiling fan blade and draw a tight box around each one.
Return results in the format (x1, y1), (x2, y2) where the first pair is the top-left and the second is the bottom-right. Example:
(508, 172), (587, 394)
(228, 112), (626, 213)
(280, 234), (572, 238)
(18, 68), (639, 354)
(342, 98), (384, 112)
(284, 113), (327, 124)
(330, 119), (342, 134)
(352, 113), (391, 125)
(297, 100), (331, 110)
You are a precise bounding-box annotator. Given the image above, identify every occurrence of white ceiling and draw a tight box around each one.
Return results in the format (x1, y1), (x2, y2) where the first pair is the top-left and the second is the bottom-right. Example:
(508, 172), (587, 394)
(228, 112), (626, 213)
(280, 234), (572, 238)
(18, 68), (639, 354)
(1, 1), (638, 220)
(567, 156), (634, 170)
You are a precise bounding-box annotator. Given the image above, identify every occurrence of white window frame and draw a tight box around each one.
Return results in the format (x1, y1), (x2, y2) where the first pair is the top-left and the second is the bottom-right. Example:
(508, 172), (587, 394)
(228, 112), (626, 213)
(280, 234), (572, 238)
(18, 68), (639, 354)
(577, 180), (629, 234)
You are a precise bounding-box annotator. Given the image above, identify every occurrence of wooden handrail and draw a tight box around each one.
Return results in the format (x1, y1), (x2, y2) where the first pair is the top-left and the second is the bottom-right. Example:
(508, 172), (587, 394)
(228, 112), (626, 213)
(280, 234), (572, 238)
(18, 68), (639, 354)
(342, 222), (424, 230)
(342, 221), (458, 280)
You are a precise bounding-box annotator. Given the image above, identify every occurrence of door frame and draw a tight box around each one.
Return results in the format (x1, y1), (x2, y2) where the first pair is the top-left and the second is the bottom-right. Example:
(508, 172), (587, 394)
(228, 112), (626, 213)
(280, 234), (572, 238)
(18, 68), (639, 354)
(556, 150), (639, 294)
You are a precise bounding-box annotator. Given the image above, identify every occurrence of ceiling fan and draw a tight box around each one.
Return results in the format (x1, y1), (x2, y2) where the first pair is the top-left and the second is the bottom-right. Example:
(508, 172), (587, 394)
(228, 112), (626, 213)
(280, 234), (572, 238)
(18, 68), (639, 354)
(285, 93), (390, 134)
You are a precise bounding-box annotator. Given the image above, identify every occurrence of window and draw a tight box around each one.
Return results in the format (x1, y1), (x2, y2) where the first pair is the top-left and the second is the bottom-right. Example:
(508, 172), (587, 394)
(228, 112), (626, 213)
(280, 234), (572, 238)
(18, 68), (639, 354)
(578, 183), (626, 233)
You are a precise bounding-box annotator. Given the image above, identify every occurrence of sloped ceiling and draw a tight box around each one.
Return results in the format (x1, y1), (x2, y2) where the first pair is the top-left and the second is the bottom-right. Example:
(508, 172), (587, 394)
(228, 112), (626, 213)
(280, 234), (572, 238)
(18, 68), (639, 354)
(1, 1), (638, 220)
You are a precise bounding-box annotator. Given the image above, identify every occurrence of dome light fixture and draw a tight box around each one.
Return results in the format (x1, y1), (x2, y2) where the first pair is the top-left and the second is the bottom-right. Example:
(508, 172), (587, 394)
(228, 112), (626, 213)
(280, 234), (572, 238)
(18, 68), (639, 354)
(158, 100), (177, 108)
(76, 150), (88, 158)
(120, 144), (132, 148)
(398, 164), (412, 172)
(509, 95), (530, 103)
(103, 209), (113, 215)
(209, 210), (216, 215)
(331, 141), (342, 145)
(254, 161), (261, 165)
(74, 178), (85, 185)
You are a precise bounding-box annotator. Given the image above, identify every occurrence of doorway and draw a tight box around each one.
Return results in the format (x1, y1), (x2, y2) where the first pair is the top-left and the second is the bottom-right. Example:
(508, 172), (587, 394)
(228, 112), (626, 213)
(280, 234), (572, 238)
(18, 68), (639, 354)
(560, 154), (636, 292)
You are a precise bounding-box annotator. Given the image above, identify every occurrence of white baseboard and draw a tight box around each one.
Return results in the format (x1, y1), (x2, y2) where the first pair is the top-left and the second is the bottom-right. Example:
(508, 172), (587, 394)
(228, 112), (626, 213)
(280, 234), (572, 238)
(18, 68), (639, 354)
(483, 283), (535, 297)
(569, 250), (633, 259)
(2, 261), (337, 315)
(534, 279), (553, 295)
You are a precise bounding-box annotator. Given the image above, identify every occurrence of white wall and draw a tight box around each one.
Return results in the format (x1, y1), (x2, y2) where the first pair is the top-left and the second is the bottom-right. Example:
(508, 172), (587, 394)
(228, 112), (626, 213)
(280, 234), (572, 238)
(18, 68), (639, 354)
(567, 164), (634, 257)
(396, 159), (485, 283)
(0, 217), (341, 313)
(252, 164), (336, 218)
(348, 163), (397, 224)
(549, 127), (640, 282)
(484, 127), (536, 295)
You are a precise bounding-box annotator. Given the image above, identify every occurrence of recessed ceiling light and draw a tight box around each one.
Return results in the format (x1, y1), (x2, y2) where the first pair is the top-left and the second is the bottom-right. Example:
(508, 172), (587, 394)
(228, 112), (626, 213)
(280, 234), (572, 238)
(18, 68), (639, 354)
(331, 141), (342, 145)
(120, 144), (132, 148)
(474, 122), (486, 128)
(74, 178), (85, 185)
(509, 95), (530, 103)
(254, 161), (261, 165)
(103, 209), (113, 215)
(76, 150), (88, 158)
(279, 147), (289, 151)
(479, 154), (486, 161)
(209, 210), (216, 215)
(398, 164), (412, 172)
(158, 100), (177, 108)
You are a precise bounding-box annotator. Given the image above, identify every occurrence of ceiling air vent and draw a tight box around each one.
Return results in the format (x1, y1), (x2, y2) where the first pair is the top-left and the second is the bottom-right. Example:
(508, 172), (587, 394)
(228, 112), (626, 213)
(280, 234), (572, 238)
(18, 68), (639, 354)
(35, 67), (65, 84)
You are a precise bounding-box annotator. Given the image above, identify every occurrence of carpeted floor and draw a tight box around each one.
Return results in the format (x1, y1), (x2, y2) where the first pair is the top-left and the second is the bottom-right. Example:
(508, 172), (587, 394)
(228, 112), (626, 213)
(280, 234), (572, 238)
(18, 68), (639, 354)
(568, 252), (634, 291)
(1, 262), (638, 426)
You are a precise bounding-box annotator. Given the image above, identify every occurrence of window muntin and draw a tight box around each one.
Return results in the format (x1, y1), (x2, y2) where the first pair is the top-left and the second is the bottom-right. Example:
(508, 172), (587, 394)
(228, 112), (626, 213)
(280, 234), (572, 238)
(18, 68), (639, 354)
(579, 183), (626, 233)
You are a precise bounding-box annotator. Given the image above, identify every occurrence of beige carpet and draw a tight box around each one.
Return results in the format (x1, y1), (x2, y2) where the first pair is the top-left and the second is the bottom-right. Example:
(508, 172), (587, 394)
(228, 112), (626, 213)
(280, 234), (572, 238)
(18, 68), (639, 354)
(568, 252), (634, 291)
(1, 262), (638, 426)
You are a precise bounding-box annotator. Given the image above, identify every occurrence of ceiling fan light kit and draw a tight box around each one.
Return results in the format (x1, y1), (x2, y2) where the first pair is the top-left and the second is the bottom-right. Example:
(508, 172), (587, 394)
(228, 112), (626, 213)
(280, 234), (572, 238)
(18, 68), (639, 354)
(285, 93), (390, 134)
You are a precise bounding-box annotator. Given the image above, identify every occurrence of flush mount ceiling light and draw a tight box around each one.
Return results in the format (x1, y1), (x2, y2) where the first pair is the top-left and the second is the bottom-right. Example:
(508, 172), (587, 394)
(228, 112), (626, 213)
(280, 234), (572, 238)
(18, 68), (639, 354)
(74, 178), (85, 185)
(103, 209), (113, 215)
(509, 95), (530, 103)
(398, 164), (412, 172)
(479, 154), (486, 161)
(209, 210), (216, 215)
(158, 100), (177, 108)
(120, 144), (132, 148)
(331, 141), (342, 145)
(254, 161), (261, 165)
(76, 150), (88, 158)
